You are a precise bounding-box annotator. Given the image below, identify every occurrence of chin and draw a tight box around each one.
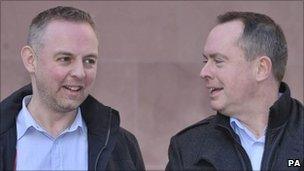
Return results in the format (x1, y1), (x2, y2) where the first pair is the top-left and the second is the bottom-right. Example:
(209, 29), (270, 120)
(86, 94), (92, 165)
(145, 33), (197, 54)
(210, 101), (224, 112)
(60, 105), (79, 113)
(57, 100), (82, 112)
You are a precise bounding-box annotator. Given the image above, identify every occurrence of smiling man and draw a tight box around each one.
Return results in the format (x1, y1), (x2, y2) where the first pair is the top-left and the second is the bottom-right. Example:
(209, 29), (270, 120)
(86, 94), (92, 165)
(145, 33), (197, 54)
(166, 12), (303, 170)
(0, 6), (144, 170)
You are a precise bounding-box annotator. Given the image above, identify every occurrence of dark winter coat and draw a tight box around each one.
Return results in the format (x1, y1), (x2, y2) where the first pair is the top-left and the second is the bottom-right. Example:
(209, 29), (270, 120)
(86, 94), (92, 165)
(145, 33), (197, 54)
(0, 84), (145, 171)
(166, 82), (303, 170)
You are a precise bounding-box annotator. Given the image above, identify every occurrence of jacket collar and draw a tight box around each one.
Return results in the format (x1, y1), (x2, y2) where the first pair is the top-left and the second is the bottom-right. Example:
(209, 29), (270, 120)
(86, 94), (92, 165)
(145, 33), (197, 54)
(0, 84), (121, 171)
(192, 82), (293, 167)
(267, 82), (291, 129)
(1, 84), (32, 135)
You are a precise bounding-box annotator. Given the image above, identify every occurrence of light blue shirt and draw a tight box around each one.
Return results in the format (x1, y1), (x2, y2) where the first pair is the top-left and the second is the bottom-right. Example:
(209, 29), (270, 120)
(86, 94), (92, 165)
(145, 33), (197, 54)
(16, 95), (88, 170)
(230, 118), (265, 171)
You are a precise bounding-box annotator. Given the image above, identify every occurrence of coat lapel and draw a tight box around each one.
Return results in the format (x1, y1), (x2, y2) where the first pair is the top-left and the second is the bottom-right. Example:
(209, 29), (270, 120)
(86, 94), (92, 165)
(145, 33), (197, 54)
(80, 96), (120, 170)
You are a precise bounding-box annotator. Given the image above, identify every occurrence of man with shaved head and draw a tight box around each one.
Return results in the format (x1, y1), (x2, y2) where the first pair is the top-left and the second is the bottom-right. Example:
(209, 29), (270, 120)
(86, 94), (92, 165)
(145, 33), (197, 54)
(0, 6), (144, 171)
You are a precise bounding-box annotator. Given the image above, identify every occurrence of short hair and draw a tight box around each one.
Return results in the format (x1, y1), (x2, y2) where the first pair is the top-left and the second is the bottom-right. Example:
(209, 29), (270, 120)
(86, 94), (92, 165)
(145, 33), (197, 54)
(27, 6), (96, 53)
(217, 11), (288, 82)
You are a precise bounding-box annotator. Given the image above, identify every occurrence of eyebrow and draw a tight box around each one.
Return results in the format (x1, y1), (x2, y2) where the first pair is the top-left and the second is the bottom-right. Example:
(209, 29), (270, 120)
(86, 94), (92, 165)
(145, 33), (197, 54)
(54, 51), (73, 57)
(84, 54), (98, 59)
(54, 51), (98, 59)
(202, 53), (228, 60)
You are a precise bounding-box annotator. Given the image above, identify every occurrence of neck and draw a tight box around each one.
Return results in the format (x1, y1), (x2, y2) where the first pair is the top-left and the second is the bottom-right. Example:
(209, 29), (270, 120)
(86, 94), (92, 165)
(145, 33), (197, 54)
(233, 112), (268, 138)
(231, 82), (279, 138)
(27, 95), (77, 138)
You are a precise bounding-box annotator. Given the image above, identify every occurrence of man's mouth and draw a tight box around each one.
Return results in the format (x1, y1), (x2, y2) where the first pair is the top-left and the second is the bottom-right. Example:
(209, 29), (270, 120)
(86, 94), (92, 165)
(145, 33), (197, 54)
(208, 87), (224, 95)
(63, 85), (83, 92)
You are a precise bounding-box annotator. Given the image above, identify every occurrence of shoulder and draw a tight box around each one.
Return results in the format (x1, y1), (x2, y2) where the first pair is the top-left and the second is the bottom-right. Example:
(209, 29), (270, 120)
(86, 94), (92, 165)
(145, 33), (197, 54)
(109, 128), (145, 170)
(113, 127), (144, 167)
(289, 98), (303, 125)
(167, 115), (222, 166)
(169, 115), (217, 147)
(116, 127), (140, 147)
(288, 97), (303, 133)
(1, 84), (32, 135)
(114, 127), (143, 158)
(175, 115), (216, 137)
(290, 97), (303, 112)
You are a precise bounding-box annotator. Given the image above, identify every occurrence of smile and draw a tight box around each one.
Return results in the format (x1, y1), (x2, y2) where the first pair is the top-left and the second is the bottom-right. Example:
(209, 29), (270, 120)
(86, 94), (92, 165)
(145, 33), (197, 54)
(209, 87), (223, 93)
(63, 85), (83, 92)
(207, 87), (223, 97)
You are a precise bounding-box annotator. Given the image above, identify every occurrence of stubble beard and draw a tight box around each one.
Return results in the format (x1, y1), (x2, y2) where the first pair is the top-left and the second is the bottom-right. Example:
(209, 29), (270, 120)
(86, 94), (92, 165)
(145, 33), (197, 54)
(35, 79), (86, 114)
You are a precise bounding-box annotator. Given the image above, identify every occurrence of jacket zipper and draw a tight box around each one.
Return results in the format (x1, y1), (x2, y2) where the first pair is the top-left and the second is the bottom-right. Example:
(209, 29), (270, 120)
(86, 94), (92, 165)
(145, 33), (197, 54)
(94, 108), (113, 171)
(260, 124), (286, 170)
(218, 125), (253, 170)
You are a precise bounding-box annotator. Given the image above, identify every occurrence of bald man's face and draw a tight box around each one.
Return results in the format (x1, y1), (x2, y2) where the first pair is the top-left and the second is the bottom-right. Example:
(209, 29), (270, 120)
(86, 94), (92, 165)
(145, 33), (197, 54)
(32, 20), (99, 112)
(200, 20), (258, 115)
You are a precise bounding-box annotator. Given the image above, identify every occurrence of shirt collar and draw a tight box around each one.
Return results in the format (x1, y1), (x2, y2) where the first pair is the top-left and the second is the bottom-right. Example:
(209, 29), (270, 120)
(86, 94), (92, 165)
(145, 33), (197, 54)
(229, 92), (284, 143)
(230, 118), (265, 143)
(17, 95), (87, 140)
(17, 95), (39, 140)
(65, 107), (87, 134)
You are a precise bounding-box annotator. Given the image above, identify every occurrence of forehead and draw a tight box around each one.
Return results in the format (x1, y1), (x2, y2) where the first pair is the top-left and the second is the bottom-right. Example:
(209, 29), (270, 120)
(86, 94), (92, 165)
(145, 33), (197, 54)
(42, 20), (97, 42)
(40, 20), (98, 54)
(204, 20), (244, 55)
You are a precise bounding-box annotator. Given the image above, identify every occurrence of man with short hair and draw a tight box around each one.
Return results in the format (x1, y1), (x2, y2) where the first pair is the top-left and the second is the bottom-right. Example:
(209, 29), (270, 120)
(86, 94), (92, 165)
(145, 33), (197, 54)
(0, 6), (145, 171)
(166, 11), (303, 170)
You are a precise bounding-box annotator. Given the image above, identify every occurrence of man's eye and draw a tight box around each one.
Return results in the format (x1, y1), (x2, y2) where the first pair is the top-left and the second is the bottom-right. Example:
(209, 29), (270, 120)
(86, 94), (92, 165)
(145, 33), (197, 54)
(58, 57), (71, 62)
(214, 59), (224, 68)
(84, 58), (96, 65)
(214, 59), (223, 64)
(202, 58), (208, 64)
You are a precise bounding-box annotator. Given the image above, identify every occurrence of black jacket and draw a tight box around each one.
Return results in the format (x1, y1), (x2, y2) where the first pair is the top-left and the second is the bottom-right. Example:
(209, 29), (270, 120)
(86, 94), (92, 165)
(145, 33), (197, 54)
(0, 84), (145, 171)
(166, 82), (303, 170)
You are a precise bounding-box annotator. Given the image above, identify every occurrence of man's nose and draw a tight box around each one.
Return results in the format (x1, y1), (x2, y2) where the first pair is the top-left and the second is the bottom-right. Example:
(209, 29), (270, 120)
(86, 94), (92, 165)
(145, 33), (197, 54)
(70, 60), (85, 79)
(200, 63), (213, 80)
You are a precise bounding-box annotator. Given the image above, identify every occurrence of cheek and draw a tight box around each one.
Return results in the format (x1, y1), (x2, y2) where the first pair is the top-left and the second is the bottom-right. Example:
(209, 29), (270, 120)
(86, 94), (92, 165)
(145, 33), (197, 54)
(229, 72), (255, 97)
(41, 66), (69, 84)
(52, 70), (68, 82)
(84, 69), (97, 86)
(37, 59), (67, 82)
(220, 68), (253, 93)
(49, 65), (69, 81)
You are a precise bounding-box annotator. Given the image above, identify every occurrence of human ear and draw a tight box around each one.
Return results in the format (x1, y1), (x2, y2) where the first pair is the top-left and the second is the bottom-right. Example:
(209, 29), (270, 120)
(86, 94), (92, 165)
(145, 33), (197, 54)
(255, 56), (272, 81)
(20, 46), (36, 73)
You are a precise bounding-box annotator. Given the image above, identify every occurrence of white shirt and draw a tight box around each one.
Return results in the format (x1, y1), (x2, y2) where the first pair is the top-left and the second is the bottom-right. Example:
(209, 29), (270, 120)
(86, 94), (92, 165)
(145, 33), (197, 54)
(230, 118), (265, 171)
(16, 95), (88, 170)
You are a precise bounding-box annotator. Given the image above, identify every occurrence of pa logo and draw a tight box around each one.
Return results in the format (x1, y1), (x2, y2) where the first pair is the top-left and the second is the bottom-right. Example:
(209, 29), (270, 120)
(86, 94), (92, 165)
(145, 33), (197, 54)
(287, 159), (302, 167)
